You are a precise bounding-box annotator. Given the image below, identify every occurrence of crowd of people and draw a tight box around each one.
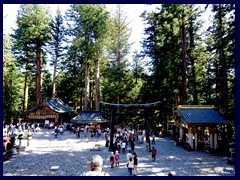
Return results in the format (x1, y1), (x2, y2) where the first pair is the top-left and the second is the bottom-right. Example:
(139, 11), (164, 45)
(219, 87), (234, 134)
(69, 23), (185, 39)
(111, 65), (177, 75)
(3, 121), (172, 176)
(102, 127), (161, 176)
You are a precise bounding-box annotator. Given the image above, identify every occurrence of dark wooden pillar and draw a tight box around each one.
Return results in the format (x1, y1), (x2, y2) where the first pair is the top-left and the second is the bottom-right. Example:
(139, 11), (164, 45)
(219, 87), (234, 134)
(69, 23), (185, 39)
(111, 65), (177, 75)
(145, 108), (151, 152)
(109, 107), (115, 151)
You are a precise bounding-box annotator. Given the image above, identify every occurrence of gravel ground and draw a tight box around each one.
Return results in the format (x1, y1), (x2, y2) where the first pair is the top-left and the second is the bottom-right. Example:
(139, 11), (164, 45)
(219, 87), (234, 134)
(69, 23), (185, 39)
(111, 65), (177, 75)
(3, 129), (235, 176)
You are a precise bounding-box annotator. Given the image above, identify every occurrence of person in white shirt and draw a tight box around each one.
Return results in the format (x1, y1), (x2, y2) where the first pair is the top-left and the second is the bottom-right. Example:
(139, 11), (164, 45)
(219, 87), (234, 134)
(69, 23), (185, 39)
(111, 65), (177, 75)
(126, 150), (132, 162)
(127, 157), (134, 175)
(121, 141), (126, 154)
(59, 126), (64, 135)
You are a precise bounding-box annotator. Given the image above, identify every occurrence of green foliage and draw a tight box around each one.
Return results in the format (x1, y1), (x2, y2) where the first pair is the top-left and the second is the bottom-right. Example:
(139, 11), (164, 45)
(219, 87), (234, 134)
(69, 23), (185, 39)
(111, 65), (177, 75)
(3, 35), (24, 123)
(101, 5), (138, 104)
(42, 70), (53, 99)
(11, 4), (51, 106)
(14, 5), (51, 48)
(55, 71), (83, 110)
(49, 6), (66, 67)
(141, 4), (235, 128)
(206, 4), (235, 115)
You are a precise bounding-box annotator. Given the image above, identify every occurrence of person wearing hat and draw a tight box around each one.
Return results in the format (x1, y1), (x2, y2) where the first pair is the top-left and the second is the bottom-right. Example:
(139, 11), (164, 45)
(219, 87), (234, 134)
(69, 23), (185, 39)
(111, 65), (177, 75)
(85, 155), (109, 176)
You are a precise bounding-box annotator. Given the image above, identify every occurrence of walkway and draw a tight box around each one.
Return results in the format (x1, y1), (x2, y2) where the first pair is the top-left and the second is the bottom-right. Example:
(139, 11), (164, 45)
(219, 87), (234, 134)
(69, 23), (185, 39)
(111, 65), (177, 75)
(3, 129), (235, 176)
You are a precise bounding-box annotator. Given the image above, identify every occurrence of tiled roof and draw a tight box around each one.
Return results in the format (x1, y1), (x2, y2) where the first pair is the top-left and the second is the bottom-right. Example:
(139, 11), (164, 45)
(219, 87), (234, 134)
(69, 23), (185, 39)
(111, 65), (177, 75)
(45, 98), (74, 113)
(26, 104), (39, 113)
(26, 98), (74, 113)
(177, 108), (230, 124)
(70, 111), (108, 123)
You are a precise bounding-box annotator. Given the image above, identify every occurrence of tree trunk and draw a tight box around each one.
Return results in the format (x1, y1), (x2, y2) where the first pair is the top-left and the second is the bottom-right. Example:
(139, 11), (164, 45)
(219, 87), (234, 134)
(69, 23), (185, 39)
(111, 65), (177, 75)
(91, 82), (95, 110)
(218, 4), (228, 111)
(180, 15), (188, 105)
(84, 62), (89, 111)
(36, 43), (42, 105)
(80, 93), (83, 111)
(95, 59), (100, 111)
(94, 37), (100, 111)
(52, 56), (58, 99)
(23, 69), (30, 111)
(117, 52), (121, 105)
(189, 15), (198, 104)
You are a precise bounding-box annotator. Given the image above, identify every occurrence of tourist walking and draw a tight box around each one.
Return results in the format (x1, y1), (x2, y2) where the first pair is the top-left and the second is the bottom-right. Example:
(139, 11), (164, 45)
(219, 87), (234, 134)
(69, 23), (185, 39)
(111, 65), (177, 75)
(59, 126), (64, 135)
(138, 133), (142, 144)
(133, 154), (139, 176)
(151, 146), (157, 161)
(117, 141), (121, 153)
(121, 141), (126, 154)
(131, 140), (135, 154)
(126, 150), (132, 162)
(54, 126), (58, 138)
(152, 134), (155, 144)
(127, 157), (134, 175)
(105, 138), (109, 147)
(115, 151), (119, 167)
(110, 152), (115, 168)
(77, 127), (80, 139)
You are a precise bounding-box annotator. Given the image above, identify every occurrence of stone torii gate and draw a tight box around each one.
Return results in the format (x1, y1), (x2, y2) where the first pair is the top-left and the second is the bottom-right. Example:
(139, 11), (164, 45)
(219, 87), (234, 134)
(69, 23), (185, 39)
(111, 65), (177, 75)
(100, 101), (160, 152)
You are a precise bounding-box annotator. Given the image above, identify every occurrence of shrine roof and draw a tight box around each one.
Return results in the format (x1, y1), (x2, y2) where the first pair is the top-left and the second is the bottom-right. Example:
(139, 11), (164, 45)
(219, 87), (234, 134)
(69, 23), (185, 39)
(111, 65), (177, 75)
(26, 98), (74, 113)
(70, 111), (108, 124)
(176, 105), (230, 124)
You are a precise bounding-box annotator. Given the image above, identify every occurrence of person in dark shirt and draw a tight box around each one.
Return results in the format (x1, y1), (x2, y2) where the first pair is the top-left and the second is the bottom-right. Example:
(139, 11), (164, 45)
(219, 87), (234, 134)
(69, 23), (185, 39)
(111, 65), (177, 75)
(133, 154), (139, 176)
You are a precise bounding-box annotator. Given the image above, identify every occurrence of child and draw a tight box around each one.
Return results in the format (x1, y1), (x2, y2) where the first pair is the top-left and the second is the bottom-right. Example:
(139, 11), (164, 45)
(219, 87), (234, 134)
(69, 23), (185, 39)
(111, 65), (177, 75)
(151, 146), (157, 161)
(115, 151), (119, 167)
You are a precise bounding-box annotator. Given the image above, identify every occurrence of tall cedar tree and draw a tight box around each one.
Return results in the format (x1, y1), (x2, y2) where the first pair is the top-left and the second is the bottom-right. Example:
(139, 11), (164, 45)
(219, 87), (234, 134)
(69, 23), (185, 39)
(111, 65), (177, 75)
(103, 4), (132, 104)
(69, 4), (110, 111)
(49, 6), (66, 99)
(208, 4), (235, 115)
(13, 4), (51, 105)
(11, 4), (36, 111)
(3, 35), (24, 123)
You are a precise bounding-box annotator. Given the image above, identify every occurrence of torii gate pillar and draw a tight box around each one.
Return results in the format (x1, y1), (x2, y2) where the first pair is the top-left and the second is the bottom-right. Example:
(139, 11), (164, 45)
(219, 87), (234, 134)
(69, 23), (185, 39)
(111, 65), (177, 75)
(145, 108), (151, 152)
(109, 107), (116, 151)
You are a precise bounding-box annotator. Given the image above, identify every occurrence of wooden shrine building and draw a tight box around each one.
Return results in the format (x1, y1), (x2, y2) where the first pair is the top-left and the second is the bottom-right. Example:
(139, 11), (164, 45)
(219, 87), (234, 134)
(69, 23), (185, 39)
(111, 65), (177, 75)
(173, 105), (230, 151)
(26, 98), (74, 124)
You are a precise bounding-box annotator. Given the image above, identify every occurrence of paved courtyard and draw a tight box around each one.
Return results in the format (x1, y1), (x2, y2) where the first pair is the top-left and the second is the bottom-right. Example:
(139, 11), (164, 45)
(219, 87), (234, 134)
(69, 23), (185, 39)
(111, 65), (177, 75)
(3, 129), (235, 176)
